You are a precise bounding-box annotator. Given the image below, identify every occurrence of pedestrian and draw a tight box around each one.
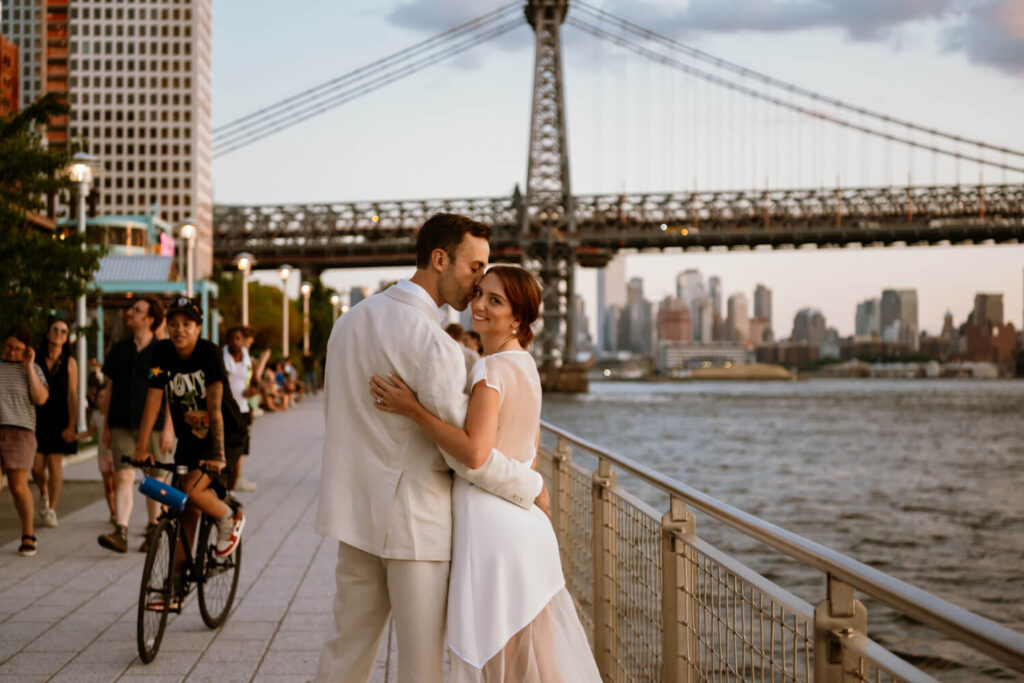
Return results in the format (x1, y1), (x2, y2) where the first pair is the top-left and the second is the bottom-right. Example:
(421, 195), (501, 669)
(301, 350), (317, 395)
(98, 297), (175, 553)
(223, 327), (257, 492)
(31, 316), (78, 528)
(90, 374), (116, 523)
(463, 330), (483, 355)
(445, 322), (480, 377)
(1, 325), (50, 556)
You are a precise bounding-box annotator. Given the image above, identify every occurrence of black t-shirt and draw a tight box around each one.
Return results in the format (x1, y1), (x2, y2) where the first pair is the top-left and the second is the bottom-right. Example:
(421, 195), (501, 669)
(147, 338), (244, 461)
(102, 338), (165, 431)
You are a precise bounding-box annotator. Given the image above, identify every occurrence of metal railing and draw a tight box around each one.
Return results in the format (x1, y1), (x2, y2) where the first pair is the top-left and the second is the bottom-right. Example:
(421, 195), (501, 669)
(535, 420), (1024, 682)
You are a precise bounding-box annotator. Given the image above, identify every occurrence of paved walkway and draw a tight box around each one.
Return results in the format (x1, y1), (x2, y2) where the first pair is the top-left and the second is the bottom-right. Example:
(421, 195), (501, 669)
(0, 395), (396, 682)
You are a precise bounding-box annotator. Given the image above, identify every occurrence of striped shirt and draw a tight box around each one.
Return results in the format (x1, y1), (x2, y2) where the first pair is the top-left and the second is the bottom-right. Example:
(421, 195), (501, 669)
(0, 360), (48, 431)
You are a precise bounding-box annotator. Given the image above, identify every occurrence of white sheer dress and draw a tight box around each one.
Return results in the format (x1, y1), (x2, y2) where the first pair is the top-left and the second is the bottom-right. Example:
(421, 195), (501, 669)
(447, 351), (601, 682)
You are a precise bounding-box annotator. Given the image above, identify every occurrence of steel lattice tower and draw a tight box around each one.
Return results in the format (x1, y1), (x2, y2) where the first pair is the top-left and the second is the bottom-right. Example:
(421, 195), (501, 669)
(522, 0), (579, 379)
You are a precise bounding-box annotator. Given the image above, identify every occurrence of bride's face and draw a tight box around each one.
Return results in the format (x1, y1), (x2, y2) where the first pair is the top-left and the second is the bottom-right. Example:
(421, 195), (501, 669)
(470, 273), (518, 340)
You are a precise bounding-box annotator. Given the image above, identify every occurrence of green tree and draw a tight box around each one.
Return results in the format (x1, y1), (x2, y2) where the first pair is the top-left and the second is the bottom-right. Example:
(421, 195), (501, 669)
(0, 94), (104, 333)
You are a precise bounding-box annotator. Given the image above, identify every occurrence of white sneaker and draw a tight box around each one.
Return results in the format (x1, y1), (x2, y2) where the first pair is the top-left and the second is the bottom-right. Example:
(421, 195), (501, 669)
(215, 512), (245, 558)
(43, 508), (58, 528)
(233, 478), (258, 492)
(39, 495), (49, 519)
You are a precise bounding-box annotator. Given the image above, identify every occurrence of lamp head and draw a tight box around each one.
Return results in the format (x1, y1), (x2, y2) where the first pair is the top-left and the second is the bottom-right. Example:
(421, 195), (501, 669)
(300, 282), (312, 296)
(279, 264), (293, 281)
(234, 251), (255, 272)
(329, 294), (340, 306)
(68, 152), (100, 184)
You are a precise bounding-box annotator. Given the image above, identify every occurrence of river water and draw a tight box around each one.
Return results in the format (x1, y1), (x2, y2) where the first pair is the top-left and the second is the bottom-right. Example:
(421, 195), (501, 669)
(541, 378), (1024, 680)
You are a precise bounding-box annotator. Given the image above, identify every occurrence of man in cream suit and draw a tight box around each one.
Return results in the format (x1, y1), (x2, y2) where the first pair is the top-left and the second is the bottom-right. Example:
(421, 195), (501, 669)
(315, 213), (547, 682)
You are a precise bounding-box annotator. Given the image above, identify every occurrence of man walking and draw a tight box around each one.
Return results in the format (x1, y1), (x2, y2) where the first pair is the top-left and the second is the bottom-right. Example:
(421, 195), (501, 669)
(98, 297), (174, 553)
(315, 213), (547, 682)
(222, 327), (256, 492)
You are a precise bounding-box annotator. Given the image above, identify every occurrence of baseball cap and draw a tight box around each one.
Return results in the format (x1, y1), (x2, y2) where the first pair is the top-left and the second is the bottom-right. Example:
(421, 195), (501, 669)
(166, 296), (204, 324)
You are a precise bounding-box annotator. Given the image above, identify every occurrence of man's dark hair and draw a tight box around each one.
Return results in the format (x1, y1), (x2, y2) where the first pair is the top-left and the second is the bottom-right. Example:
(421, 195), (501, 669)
(4, 325), (32, 347)
(415, 213), (491, 269)
(444, 323), (464, 341)
(140, 296), (165, 332)
(226, 326), (244, 338)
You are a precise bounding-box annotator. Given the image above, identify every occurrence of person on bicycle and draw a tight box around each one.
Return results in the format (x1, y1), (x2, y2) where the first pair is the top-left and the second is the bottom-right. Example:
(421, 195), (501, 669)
(131, 297), (246, 562)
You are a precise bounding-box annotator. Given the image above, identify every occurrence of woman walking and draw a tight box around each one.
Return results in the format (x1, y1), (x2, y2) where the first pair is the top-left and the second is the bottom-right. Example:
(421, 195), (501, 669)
(1, 325), (50, 556)
(31, 317), (78, 528)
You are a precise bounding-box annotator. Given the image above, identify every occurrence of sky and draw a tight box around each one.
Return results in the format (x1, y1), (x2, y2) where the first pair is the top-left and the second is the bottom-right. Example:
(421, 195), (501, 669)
(211, 0), (1024, 338)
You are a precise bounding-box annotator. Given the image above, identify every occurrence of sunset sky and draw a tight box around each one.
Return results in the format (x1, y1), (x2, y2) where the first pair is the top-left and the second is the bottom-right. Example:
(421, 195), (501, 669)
(212, 0), (1024, 337)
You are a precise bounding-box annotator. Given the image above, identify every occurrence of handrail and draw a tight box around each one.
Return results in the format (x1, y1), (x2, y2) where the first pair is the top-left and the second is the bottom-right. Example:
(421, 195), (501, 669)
(540, 419), (1024, 673)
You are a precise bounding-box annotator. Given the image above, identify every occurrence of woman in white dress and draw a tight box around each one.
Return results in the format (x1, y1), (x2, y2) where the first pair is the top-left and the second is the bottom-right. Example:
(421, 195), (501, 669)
(370, 265), (600, 682)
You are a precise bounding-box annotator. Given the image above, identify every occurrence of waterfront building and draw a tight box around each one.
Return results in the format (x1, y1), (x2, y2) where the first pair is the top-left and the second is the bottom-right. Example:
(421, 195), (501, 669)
(657, 342), (747, 374)
(676, 268), (706, 340)
(753, 283), (772, 335)
(726, 293), (749, 343)
(4, 0), (215, 277)
(791, 307), (827, 346)
(0, 32), (17, 115)
(597, 254), (626, 352)
(657, 297), (691, 343)
(349, 285), (369, 307)
(572, 294), (593, 354)
(966, 322), (1017, 376)
(747, 316), (770, 346)
(880, 288), (919, 350)
(972, 293), (1003, 327)
(708, 275), (723, 318)
(855, 298), (881, 338)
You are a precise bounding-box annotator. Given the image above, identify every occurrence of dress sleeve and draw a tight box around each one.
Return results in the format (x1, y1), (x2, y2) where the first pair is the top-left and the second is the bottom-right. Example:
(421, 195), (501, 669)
(468, 357), (501, 399)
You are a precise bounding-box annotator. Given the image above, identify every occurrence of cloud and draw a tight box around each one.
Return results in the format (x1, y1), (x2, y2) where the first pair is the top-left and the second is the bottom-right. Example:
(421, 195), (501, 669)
(944, 0), (1024, 75)
(386, 0), (1024, 76)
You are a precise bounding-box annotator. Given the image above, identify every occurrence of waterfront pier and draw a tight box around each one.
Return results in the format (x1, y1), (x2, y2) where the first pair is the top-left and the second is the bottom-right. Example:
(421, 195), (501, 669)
(3, 392), (1024, 681)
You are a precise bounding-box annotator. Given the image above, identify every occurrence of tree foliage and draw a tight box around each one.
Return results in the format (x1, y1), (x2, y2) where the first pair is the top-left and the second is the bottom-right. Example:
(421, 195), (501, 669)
(0, 94), (104, 334)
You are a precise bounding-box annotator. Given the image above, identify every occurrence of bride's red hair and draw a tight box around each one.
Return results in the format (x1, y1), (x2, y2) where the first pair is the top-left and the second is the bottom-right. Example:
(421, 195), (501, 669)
(485, 266), (542, 348)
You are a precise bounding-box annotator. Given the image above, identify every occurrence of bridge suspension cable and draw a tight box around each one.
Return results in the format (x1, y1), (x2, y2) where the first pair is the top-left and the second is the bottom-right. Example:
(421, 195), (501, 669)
(573, 2), (1024, 163)
(212, 3), (522, 158)
(567, 14), (1024, 176)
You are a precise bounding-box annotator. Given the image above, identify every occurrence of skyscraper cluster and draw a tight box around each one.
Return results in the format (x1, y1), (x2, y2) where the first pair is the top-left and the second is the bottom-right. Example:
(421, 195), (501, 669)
(854, 289), (919, 350)
(595, 256), (774, 355)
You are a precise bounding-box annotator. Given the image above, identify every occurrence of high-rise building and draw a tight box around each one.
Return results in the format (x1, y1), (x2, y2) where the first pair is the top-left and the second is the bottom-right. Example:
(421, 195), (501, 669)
(792, 308), (827, 346)
(753, 283), (771, 326)
(972, 293), (1004, 328)
(747, 317), (770, 346)
(676, 269), (706, 340)
(573, 294), (592, 352)
(657, 297), (690, 343)
(597, 254), (626, 352)
(626, 277), (643, 306)
(726, 293), (749, 343)
(881, 289), (919, 350)
(708, 276), (723, 318)
(855, 298), (881, 338)
(4, 0), (215, 276)
(0, 33), (18, 116)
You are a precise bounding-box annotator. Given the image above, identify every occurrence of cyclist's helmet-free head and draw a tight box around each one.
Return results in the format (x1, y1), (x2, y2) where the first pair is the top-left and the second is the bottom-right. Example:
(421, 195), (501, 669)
(165, 296), (204, 325)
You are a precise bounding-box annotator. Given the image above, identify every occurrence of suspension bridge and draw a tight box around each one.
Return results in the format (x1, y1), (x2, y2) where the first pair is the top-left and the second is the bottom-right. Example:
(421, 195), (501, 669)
(210, 0), (1024, 376)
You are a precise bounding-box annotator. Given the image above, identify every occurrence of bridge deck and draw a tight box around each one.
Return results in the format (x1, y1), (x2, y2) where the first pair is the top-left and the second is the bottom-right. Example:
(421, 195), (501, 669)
(0, 396), (400, 682)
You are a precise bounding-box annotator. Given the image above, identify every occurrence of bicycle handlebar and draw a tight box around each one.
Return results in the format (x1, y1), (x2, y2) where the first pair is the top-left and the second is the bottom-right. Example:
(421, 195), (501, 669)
(119, 456), (221, 476)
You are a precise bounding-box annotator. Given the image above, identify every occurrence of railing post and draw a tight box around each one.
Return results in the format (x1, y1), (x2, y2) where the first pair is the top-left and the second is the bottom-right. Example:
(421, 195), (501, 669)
(592, 457), (618, 680)
(814, 573), (868, 682)
(661, 496), (697, 683)
(552, 436), (573, 568)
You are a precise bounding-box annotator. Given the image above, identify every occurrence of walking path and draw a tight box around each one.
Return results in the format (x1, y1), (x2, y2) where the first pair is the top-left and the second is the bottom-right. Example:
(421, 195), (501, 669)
(0, 395), (397, 682)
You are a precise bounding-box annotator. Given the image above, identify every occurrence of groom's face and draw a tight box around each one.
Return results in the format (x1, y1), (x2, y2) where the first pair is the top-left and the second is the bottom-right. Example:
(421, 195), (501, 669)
(438, 234), (489, 311)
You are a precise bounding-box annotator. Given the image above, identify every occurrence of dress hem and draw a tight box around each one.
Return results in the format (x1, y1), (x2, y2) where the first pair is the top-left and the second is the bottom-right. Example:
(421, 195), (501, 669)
(446, 578), (567, 670)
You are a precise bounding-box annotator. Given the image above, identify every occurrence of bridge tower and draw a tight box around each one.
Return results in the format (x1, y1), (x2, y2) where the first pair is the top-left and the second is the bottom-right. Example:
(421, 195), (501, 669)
(522, 0), (586, 391)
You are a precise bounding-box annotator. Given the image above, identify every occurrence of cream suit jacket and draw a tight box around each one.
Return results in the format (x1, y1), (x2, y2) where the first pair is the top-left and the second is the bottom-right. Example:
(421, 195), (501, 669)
(315, 284), (544, 561)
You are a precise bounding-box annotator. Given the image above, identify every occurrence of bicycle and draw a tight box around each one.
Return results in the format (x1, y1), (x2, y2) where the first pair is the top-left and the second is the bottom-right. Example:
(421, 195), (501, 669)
(122, 457), (243, 663)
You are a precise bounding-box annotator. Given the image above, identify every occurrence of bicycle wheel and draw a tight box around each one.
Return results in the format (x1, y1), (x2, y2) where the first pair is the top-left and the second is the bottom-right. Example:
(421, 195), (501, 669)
(137, 518), (174, 663)
(196, 514), (242, 628)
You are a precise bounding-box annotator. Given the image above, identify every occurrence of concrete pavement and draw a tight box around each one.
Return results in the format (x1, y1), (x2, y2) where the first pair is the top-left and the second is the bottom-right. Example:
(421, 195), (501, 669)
(0, 395), (397, 682)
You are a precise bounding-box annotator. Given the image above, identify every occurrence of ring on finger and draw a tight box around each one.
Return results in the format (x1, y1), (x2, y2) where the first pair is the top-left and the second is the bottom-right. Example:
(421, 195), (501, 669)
(377, 395), (383, 405)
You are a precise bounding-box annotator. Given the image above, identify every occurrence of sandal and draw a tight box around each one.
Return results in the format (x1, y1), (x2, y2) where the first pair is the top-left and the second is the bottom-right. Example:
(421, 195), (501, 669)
(18, 534), (37, 557)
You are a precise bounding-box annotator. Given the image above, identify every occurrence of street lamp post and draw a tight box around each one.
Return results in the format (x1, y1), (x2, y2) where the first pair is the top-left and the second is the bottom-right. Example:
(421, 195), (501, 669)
(68, 152), (99, 432)
(279, 264), (293, 357)
(329, 294), (341, 323)
(301, 282), (312, 354)
(233, 252), (255, 326)
(179, 220), (197, 297)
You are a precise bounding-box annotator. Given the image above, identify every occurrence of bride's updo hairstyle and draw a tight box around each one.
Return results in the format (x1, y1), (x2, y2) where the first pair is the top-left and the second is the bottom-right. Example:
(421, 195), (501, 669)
(486, 265), (542, 348)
